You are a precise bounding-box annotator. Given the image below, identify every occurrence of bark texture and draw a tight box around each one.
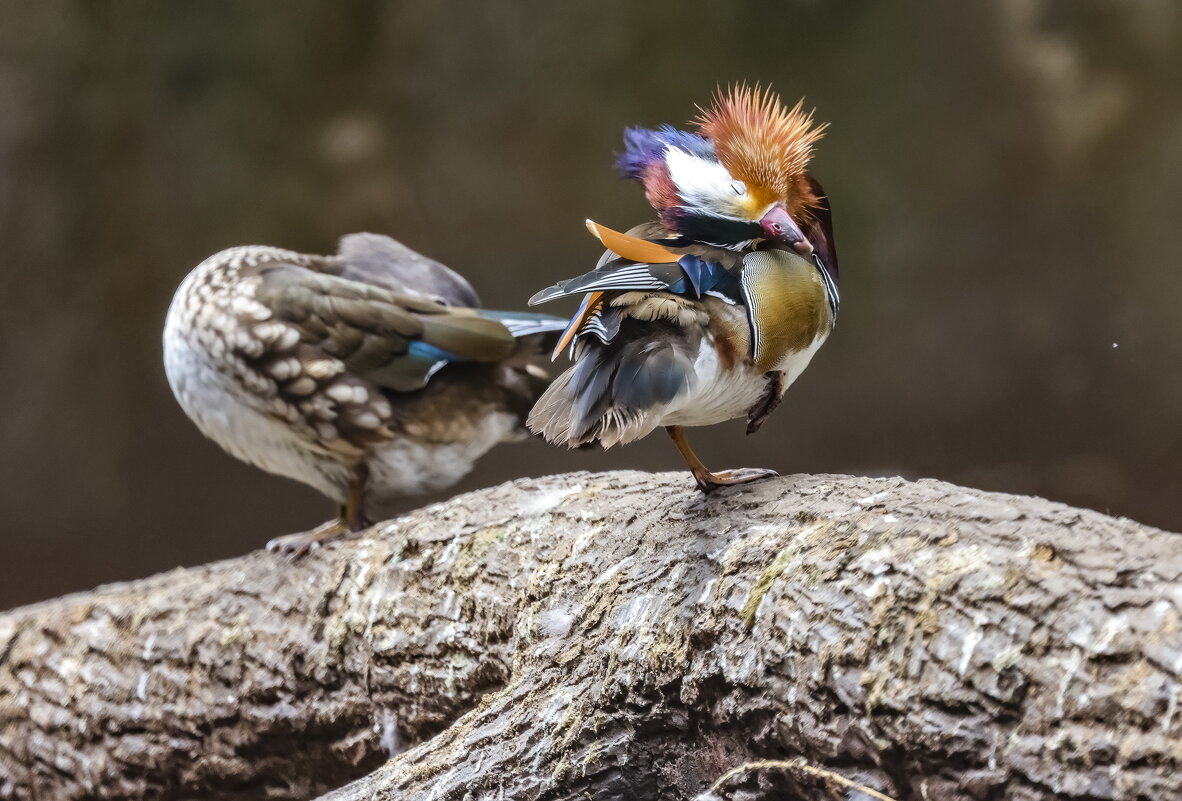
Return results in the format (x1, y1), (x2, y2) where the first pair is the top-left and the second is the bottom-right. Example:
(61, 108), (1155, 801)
(1, 470), (1179, 801)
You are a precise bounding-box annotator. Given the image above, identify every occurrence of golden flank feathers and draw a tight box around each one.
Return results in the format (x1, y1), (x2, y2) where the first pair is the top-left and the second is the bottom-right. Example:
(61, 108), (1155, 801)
(585, 219), (679, 264)
(694, 84), (827, 216)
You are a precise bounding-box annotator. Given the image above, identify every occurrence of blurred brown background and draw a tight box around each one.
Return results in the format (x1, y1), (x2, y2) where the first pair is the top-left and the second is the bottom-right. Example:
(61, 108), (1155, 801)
(1, 1), (1179, 609)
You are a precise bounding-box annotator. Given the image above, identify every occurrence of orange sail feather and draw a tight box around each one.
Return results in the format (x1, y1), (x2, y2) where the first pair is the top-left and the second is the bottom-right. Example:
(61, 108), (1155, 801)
(585, 219), (679, 265)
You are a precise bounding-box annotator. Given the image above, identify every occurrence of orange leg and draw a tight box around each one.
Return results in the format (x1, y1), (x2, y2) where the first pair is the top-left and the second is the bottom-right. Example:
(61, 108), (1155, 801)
(665, 426), (778, 494)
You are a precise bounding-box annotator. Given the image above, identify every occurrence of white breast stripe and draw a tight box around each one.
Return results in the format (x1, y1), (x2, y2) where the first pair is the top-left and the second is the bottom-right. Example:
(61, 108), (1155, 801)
(740, 268), (764, 359)
(813, 255), (840, 321)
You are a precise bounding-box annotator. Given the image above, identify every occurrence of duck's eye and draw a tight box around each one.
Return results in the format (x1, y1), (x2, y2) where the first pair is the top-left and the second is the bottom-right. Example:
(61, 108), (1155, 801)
(730, 181), (746, 196)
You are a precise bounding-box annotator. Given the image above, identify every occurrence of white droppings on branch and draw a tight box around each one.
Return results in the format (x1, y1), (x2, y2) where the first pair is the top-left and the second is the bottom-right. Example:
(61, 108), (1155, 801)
(519, 482), (583, 517)
(958, 614), (988, 676)
(863, 575), (891, 600)
(436, 535), (464, 571)
(570, 524), (608, 557)
(133, 634), (156, 702)
(1091, 614), (1129, 654)
(375, 709), (400, 758)
(592, 556), (632, 586)
(855, 491), (891, 508)
(991, 643), (1023, 671)
(695, 579), (718, 607)
(852, 543), (894, 576)
(537, 607), (575, 640)
(1055, 647), (1084, 717)
(438, 589), (461, 621)
(1163, 689), (1178, 734)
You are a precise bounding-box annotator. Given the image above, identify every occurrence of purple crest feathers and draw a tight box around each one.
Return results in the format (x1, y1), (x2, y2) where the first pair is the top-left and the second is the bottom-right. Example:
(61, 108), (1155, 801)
(615, 125), (714, 181)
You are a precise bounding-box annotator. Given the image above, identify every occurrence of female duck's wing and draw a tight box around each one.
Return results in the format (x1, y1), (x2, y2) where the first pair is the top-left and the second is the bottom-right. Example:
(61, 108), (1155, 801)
(255, 265), (524, 397)
(335, 232), (482, 307)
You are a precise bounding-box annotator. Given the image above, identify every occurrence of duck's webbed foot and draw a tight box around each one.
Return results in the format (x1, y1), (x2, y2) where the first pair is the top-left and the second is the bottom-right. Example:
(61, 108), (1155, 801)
(665, 425), (778, 495)
(266, 468), (369, 559)
(692, 466), (780, 494)
(746, 371), (785, 435)
(266, 517), (353, 559)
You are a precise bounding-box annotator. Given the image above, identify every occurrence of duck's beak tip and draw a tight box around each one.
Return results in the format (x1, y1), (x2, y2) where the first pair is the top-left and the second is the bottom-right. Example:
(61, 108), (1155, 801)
(759, 205), (812, 254)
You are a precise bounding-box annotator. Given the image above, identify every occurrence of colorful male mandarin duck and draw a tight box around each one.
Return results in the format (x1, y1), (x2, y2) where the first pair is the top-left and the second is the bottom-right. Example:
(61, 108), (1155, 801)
(164, 233), (567, 555)
(527, 86), (839, 493)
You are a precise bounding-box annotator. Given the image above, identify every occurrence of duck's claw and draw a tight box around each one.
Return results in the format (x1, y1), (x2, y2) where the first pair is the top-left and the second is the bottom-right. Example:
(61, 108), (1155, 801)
(694, 467), (779, 494)
(265, 518), (350, 560)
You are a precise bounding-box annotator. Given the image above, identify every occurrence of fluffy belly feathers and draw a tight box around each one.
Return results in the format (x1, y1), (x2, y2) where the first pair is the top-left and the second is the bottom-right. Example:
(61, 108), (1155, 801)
(659, 326), (828, 429)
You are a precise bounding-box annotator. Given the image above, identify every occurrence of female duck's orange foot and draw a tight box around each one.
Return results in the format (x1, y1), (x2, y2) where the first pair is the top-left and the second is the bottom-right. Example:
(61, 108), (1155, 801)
(692, 467), (779, 494)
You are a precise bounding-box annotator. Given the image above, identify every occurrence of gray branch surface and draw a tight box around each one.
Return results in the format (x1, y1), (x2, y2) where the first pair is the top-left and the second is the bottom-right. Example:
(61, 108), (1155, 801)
(1, 471), (1179, 801)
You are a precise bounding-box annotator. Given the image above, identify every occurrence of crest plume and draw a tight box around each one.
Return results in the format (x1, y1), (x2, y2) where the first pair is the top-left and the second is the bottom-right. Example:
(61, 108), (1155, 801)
(616, 125), (710, 220)
(694, 84), (826, 212)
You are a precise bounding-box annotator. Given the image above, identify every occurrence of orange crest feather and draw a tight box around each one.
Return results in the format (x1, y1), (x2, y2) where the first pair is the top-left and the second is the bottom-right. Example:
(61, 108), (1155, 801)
(694, 84), (826, 214)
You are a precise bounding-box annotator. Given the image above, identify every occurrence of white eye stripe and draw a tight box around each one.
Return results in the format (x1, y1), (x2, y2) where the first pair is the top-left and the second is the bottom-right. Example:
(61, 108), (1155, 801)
(663, 147), (735, 207)
(731, 181), (746, 196)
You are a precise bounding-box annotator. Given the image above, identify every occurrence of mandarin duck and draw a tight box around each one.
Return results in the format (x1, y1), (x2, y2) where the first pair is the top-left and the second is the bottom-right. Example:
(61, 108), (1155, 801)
(527, 86), (839, 493)
(164, 232), (567, 555)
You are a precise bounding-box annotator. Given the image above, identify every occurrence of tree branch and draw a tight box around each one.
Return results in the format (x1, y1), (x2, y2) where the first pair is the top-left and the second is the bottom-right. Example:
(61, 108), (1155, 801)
(2, 471), (1179, 801)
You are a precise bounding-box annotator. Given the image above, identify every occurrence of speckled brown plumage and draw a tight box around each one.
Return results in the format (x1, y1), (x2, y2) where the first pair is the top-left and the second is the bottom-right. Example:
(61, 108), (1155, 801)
(164, 233), (565, 554)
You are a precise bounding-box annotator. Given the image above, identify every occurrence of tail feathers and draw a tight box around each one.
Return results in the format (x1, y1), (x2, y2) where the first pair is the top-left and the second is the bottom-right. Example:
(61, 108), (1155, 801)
(471, 308), (568, 371)
(527, 337), (694, 449)
(479, 309), (568, 340)
(528, 370), (662, 449)
(475, 311), (568, 436)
